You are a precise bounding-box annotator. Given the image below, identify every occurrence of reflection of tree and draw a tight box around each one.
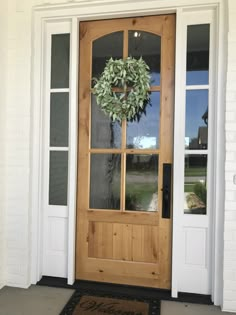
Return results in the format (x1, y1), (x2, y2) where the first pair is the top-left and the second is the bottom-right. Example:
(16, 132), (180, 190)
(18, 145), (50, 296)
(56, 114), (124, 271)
(202, 108), (208, 125)
(189, 137), (198, 149)
(109, 122), (114, 148)
(106, 154), (120, 209)
(189, 107), (208, 149)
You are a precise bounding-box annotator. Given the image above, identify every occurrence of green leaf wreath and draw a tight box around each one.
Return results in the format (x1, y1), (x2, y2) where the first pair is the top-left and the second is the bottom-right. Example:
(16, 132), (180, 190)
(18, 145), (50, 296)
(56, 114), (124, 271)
(92, 57), (151, 122)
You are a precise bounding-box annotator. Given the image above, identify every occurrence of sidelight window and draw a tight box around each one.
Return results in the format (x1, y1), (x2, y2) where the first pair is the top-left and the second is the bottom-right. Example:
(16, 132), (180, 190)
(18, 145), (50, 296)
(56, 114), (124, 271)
(184, 24), (210, 214)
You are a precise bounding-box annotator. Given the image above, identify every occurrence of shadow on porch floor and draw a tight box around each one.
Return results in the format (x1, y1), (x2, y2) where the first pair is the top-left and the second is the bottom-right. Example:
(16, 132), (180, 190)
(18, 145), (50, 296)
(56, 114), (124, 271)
(0, 285), (234, 315)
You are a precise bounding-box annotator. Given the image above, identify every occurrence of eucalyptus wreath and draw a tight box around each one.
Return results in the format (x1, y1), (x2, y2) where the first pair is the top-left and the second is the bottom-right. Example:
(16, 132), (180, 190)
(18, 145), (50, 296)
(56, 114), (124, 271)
(92, 57), (151, 122)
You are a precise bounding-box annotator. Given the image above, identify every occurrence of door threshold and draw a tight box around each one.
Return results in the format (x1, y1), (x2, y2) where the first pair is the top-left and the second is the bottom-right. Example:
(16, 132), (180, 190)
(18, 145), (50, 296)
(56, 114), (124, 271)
(37, 276), (212, 305)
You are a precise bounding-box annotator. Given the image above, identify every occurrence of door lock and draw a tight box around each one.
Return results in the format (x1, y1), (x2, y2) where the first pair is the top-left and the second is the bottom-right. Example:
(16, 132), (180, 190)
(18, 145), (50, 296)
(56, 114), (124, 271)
(162, 163), (172, 219)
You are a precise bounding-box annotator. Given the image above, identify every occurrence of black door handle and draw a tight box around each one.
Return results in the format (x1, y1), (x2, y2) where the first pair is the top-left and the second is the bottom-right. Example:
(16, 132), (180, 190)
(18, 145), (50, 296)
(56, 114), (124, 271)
(163, 186), (169, 202)
(162, 163), (172, 219)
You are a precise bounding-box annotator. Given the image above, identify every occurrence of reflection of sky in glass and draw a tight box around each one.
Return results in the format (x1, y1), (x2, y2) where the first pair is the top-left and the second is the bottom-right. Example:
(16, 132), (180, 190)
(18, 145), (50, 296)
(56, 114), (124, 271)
(150, 72), (160, 86)
(187, 70), (208, 85)
(185, 90), (208, 148)
(126, 92), (160, 149)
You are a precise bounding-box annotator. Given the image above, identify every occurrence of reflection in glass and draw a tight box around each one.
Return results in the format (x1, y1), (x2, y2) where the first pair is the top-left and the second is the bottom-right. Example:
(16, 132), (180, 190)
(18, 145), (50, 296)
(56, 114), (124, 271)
(126, 92), (160, 149)
(184, 155), (207, 215)
(128, 31), (161, 86)
(49, 151), (68, 206)
(90, 154), (121, 210)
(185, 90), (208, 150)
(50, 93), (69, 147)
(51, 34), (70, 89)
(186, 24), (210, 85)
(126, 154), (158, 211)
(92, 32), (123, 79)
(91, 95), (121, 148)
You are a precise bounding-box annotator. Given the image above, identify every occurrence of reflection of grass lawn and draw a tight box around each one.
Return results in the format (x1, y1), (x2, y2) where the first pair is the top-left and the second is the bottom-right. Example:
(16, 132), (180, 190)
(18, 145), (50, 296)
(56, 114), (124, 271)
(184, 183), (195, 193)
(185, 167), (206, 176)
(126, 183), (157, 210)
(111, 170), (158, 210)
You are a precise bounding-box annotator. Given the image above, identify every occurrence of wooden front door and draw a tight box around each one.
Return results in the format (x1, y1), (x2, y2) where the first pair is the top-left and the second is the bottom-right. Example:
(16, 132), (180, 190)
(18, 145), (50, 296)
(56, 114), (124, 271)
(76, 15), (175, 289)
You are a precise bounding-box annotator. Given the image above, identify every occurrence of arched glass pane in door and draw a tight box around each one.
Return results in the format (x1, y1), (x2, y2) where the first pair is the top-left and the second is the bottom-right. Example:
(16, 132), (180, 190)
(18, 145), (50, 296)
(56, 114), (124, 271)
(90, 29), (162, 212)
(91, 32), (123, 149)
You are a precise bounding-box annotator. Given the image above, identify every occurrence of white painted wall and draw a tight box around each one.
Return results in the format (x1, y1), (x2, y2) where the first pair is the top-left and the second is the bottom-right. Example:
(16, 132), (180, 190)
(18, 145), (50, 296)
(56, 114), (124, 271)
(0, 0), (236, 311)
(0, 0), (8, 290)
(223, 0), (236, 312)
(4, 0), (33, 288)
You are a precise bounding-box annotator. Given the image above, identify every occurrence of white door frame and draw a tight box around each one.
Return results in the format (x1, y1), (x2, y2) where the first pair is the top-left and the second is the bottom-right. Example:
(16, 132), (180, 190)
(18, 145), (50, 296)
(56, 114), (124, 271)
(30, 0), (226, 305)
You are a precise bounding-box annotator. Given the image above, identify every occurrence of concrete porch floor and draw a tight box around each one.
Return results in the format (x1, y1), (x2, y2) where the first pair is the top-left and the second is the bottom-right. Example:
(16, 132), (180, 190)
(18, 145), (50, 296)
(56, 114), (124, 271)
(0, 285), (234, 315)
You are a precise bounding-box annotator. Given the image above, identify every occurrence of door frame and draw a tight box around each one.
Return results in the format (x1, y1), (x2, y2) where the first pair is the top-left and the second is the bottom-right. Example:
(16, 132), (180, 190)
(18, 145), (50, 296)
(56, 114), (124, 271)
(31, 0), (226, 304)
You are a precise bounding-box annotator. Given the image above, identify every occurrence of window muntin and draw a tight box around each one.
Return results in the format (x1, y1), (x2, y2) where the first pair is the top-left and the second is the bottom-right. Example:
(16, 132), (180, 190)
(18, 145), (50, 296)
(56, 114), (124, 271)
(184, 24), (210, 215)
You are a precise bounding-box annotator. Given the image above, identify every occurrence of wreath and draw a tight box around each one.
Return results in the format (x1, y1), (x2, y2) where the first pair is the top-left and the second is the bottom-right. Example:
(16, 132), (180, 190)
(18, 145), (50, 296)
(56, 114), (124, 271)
(92, 57), (151, 122)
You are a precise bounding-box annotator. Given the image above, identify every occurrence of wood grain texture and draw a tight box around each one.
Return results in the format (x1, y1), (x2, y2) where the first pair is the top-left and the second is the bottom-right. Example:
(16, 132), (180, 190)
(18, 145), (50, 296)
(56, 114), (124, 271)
(76, 14), (175, 288)
(88, 222), (159, 264)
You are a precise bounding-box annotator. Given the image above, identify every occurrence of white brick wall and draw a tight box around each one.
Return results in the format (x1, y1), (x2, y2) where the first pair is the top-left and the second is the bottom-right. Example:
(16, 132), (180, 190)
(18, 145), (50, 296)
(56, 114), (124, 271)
(0, 0), (236, 311)
(223, 0), (236, 312)
(4, 0), (33, 288)
(0, 0), (7, 290)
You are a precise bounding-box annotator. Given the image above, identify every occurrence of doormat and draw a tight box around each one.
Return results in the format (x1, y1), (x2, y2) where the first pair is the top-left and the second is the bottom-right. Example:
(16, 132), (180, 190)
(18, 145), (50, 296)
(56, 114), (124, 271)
(60, 288), (160, 315)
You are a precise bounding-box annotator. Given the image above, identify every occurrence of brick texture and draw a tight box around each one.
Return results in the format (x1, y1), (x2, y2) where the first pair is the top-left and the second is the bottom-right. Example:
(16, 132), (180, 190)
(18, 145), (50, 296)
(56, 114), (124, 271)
(3, 0), (32, 288)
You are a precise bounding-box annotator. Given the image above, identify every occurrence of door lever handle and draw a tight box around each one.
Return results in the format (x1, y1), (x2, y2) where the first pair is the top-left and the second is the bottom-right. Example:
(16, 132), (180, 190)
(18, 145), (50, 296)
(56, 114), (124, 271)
(162, 163), (172, 219)
(163, 186), (169, 202)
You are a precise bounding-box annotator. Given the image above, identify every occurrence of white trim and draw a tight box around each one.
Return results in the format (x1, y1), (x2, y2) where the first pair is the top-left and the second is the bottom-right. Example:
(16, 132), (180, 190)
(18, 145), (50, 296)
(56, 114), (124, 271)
(49, 147), (69, 151)
(34, 0), (223, 14)
(50, 88), (70, 93)
(184, 150), (209, 155)
(30, 11), (44, 284)
(186, 85), (210, 90)
(67, 16), (79, 285)
(31, 0), (226, 303)
(171, 6), (185, 298)
(210, 1), (227, 305)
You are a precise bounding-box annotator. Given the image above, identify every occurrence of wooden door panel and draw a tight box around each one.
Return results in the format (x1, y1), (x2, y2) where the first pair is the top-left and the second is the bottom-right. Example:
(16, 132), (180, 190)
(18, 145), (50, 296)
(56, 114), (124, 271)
(88, 222), (114, 259)
(88, 222), (159, 263)
(76, 15), (175, 289)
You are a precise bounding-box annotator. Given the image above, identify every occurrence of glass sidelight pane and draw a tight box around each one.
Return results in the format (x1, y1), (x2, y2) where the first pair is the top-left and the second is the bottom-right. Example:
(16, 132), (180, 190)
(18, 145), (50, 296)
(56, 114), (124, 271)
(92, 31), (123, 79)
(91, 95), (121, 148)
(126, 92), (160, 149)
(90, 154), (121, 210)
(49, 151), (68, 206)
(186, 24), (210, 85)
(126, 154), (158, 211)
(185, 90), (208, 150)
(184, 155), (207, 215)
(51, 34), (70, 89)
(50, 92), (69, 147)
(128, 31), (161, 86)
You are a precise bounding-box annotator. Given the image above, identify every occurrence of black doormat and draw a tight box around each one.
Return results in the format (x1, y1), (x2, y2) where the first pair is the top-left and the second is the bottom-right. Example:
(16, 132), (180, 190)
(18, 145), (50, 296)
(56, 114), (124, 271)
(60, 287), (160, 315)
